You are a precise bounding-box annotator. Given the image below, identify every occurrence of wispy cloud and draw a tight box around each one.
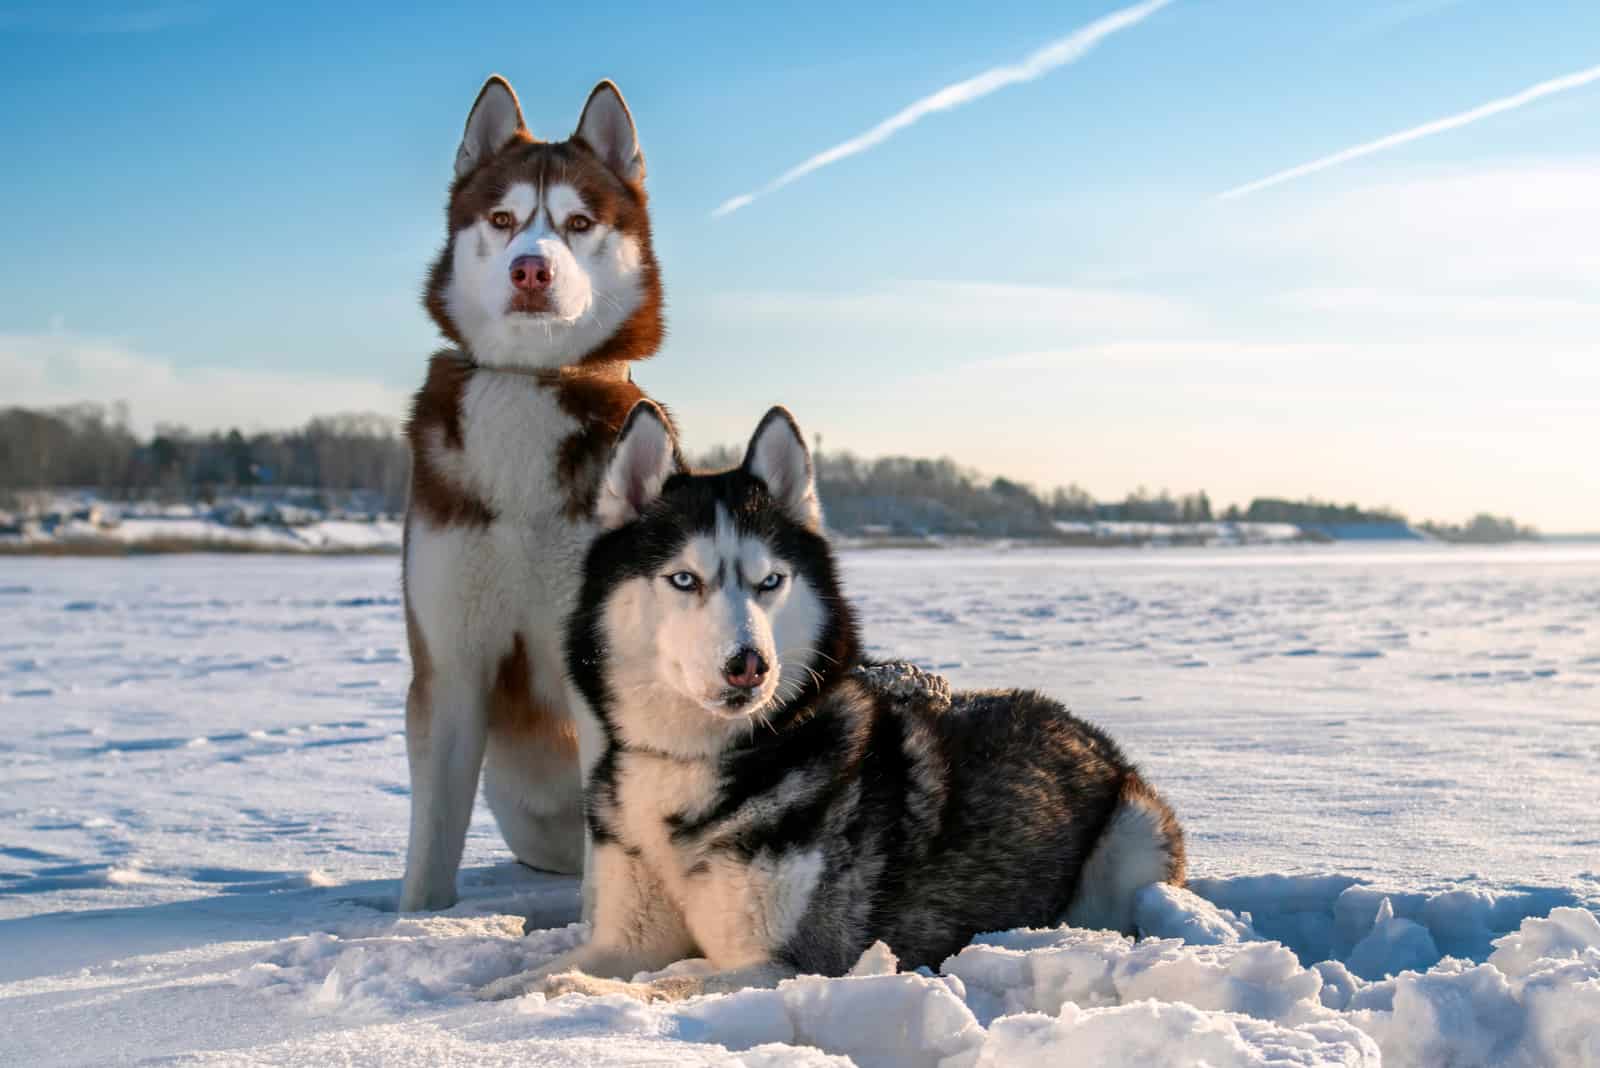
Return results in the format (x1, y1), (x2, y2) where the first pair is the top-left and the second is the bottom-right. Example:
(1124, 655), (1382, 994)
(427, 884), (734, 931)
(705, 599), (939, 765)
(711, 0), (1173, 218)
(1217, 63), (1600, 200)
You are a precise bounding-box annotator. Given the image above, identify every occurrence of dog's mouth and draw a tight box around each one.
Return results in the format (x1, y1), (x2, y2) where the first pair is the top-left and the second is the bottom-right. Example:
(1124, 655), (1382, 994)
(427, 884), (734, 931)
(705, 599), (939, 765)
(507, 292), (553, 316)
(504, 294), (592, 324)
(702, 686), (774, 720)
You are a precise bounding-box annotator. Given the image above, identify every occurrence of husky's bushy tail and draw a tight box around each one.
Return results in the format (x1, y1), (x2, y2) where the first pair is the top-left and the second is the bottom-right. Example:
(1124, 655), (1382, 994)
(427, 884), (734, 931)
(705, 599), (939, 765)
(1065, 771), (1186, 935)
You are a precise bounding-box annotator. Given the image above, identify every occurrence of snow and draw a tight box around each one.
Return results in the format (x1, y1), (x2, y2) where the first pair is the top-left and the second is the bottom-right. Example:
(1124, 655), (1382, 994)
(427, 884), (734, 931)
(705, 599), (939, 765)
(2, 544), (1598, 1066)
(1051, 518), (1308, 545)
(961, 1001), (1380, 1067)
(0, 499), (401, 553)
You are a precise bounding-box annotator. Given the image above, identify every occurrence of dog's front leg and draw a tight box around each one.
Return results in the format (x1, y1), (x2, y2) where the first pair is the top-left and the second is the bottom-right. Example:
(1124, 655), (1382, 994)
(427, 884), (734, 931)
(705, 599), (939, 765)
(573, 697), (608, 927)
(399, 669), (488, 912)
(483, 842), (693, 999)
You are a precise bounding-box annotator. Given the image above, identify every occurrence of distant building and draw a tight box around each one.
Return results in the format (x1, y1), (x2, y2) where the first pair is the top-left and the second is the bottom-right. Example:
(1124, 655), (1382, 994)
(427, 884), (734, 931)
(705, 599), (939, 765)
(1300, 521), (1424, 542)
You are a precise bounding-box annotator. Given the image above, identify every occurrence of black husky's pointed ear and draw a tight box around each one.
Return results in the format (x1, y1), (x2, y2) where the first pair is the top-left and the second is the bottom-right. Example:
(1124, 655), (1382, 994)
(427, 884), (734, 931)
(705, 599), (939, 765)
(742, 406), (822, 531)
(456, 75), (528, 178)
(575, 80), (645, 184)
(598, 401), (680, 528)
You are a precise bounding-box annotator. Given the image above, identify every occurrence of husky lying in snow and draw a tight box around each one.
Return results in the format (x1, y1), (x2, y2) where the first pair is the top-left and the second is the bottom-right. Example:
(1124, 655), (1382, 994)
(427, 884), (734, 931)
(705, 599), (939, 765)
(482, 403), (1186, 1001)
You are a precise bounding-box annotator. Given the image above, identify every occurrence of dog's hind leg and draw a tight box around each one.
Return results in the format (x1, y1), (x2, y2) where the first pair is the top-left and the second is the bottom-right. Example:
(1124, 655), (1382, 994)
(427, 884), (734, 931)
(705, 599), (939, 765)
(1064, 771), (1186, 935)
(399, 668), (488, 912)
(482, 730), (584, 876)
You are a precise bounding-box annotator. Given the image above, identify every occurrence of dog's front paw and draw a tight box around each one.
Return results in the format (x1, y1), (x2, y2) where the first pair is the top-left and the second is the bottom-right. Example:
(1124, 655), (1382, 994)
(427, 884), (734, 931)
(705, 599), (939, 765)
(541, 970), (650, 1001)
(477, 970), (545, 1001)
(397, 883), (458, 914)
(544, 972), (706, 1003)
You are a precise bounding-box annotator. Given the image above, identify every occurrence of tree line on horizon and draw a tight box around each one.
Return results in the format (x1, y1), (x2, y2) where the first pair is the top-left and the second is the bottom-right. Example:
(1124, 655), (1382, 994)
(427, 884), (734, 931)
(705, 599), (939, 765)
(0, 403), (1536, 542)
(0, 404), (409, 513)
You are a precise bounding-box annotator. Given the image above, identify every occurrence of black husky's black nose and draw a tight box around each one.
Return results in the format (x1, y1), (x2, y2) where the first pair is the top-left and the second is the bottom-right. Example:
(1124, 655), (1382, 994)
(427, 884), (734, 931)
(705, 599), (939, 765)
(723, 648), (769, 689)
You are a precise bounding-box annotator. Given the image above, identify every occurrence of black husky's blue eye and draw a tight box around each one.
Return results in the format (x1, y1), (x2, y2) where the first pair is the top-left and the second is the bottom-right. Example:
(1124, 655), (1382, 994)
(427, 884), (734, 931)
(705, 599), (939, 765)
(757, 572), (785, 592)
(666, 571), (700, 592)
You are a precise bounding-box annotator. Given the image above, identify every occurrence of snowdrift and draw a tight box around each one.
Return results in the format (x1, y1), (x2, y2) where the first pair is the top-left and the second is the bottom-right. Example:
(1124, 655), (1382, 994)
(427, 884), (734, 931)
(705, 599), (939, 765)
(15, 873), (1589, 1067)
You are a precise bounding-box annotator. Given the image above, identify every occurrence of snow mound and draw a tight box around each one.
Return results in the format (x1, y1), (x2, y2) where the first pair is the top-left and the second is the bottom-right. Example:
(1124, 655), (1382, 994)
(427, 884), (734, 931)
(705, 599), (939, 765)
(663, 967), (981, 1068)
(236, 915), (585, 1015)
(954, 1000), (1379, 1067)
(1189, 873), (1587, 969)
(945, 922), (1321, 1028)
(163, 1024), (856, 1067)
(939, 887), (1600, 1068)
(187, 880), (1598, 1067)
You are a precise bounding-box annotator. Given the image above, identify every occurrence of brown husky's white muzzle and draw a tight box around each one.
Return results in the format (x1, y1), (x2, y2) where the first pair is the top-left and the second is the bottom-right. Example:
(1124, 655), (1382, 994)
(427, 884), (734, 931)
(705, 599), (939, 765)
(498, 235), (590, 321)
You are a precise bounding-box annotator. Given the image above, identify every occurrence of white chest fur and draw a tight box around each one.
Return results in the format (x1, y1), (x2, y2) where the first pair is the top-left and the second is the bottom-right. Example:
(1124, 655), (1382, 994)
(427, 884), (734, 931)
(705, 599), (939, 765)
(614, 752), (717, 891)
(458, 373), (580, 530)
(407, 371), (593, 688)
(611, 751), (824, 968)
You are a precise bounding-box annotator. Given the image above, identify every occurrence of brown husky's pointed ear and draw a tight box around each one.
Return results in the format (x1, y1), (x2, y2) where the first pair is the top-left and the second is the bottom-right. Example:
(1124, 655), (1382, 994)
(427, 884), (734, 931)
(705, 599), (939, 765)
(742, 406), (822, 531)
(455, 75), (528, 178)
(597, 401), (681, 528)
(575, 80), (645, 184)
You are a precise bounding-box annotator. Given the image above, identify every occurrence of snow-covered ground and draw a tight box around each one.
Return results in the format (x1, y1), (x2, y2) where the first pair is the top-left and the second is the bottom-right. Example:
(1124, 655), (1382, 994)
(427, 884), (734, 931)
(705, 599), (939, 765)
(2, 545), (1597, 1066)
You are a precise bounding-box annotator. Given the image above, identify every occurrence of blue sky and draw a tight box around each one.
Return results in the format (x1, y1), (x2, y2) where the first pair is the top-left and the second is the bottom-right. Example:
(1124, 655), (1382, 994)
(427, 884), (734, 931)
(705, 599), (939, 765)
(3, 1), (1598, 530)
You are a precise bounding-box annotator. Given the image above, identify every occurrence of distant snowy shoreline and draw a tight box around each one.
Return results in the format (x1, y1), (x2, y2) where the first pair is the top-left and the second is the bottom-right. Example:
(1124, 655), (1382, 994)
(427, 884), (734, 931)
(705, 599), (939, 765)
(5, 528), (1579, 556)
(0, 497), (403, 555)
(1, 494), (1575, 556)
(0, 517), (404, 555)
(5, 490), (1560, 555)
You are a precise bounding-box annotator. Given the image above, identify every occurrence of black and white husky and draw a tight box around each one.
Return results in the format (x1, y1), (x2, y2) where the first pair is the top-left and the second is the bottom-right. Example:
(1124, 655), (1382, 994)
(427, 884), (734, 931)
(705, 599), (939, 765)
(483, 404), (1185, 1001)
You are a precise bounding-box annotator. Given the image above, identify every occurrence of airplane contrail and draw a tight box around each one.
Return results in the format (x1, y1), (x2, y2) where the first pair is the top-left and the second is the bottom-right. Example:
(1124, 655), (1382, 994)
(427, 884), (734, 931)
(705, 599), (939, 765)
(1218, 62), (1600, 200)
(712, 0), (1174, 218)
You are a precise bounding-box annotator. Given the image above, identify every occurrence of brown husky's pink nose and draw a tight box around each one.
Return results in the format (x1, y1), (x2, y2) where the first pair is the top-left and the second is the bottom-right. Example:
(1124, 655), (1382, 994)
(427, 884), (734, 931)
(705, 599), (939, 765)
(510, 255), (553, 291)
(723, 648), (769, 690)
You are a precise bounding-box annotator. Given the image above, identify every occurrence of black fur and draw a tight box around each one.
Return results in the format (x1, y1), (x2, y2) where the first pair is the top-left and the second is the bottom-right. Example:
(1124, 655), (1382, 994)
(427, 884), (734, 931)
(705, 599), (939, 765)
(568, 464), (858, 741)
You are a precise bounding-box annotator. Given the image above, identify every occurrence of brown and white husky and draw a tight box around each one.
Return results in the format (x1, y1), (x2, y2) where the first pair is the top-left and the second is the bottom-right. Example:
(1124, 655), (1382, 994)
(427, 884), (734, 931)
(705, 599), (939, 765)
(398, 75), (668, 912)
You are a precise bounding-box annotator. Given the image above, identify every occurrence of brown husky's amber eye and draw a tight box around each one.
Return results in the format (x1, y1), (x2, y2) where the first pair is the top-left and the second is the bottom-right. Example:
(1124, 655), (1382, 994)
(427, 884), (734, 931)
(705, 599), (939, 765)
(489, 211), (514, 230)
(566, 214), (593, 233)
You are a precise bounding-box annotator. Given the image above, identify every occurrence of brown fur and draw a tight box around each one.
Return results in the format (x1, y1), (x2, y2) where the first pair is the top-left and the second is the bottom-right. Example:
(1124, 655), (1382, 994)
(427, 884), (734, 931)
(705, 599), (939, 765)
(423, 137), (664, 368)
(404, 351), (497, 529)
(403, 570), (434, 740)
(403, 352), (668, 530)
(488, 631), (578, 753)
(537, 365), (674, 521)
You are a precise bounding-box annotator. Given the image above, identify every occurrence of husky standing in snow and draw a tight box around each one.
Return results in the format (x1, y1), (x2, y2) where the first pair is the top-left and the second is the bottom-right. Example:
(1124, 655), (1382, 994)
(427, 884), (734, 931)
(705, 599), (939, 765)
(482, 403), (1186, 1000)
(399, 76), (665, 912)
